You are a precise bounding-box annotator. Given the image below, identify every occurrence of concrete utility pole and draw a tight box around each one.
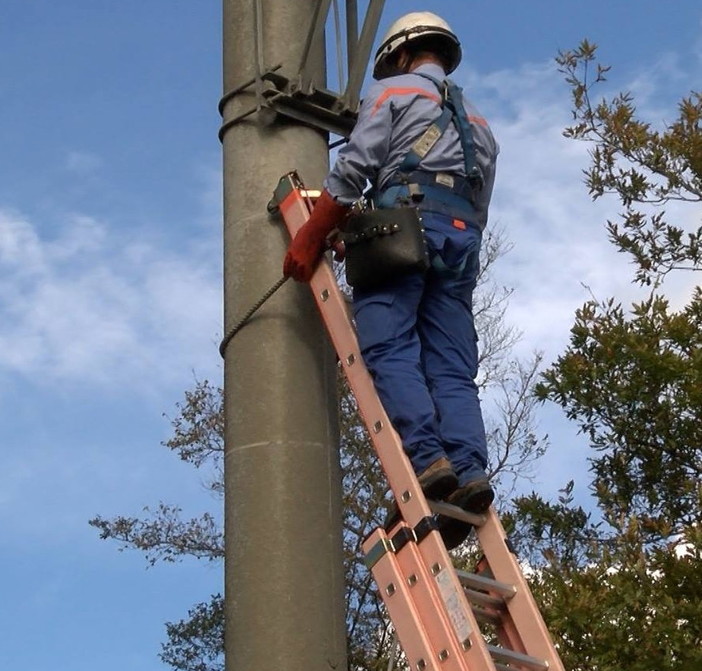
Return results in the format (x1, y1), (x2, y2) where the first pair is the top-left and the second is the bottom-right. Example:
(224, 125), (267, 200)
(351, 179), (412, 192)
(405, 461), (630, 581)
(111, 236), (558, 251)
(221, 2), (347, 670)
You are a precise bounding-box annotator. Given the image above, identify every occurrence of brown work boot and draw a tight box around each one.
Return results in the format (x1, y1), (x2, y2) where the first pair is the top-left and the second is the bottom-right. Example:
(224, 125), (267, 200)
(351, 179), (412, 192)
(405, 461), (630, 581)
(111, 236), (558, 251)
(384, 457), (458, 531)
(437, 476), (495, 551)
(417, 457), (459, 500)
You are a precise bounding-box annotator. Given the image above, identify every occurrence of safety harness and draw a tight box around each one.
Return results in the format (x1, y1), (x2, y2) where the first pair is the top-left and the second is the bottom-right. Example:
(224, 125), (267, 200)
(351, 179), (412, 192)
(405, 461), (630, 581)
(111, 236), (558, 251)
(373, 73), (485, 228)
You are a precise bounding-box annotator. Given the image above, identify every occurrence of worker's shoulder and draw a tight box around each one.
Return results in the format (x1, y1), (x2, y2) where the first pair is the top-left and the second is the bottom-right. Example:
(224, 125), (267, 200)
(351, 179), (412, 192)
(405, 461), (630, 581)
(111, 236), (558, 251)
(365, 72), (442, 108)
(377, 70), (440, 91)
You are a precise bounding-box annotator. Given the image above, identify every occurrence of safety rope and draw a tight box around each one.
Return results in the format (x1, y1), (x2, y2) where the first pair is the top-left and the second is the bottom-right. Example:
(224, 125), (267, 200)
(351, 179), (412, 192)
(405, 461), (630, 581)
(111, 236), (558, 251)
(218, 276), (289, 358)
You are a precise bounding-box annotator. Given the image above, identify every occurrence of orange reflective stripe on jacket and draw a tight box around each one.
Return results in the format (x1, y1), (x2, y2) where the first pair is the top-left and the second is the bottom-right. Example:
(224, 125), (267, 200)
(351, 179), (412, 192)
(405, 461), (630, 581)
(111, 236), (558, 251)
(372, 86), (488, 129)
(371, 87), (441, 115)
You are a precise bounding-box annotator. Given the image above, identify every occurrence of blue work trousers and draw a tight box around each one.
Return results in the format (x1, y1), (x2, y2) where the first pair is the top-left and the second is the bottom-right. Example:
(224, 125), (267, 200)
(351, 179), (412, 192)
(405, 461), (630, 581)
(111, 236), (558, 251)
(352, 211), (488, 487)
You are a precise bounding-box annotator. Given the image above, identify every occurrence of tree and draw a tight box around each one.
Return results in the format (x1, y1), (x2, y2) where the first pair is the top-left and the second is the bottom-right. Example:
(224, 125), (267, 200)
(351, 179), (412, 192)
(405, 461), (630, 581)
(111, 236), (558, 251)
(91, 227), (548, 671)
(90, 379), (226, 671)
(508, 41), (702, 671)
(558, 40), (702, 287)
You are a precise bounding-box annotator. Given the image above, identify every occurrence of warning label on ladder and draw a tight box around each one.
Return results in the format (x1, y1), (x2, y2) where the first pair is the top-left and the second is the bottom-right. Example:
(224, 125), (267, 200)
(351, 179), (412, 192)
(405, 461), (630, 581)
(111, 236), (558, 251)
(436, 567), (472, 644)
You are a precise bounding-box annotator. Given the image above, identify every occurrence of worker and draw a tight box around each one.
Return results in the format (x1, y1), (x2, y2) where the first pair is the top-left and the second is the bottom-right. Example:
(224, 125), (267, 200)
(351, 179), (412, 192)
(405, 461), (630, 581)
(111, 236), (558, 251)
(283, 12), (499, 549)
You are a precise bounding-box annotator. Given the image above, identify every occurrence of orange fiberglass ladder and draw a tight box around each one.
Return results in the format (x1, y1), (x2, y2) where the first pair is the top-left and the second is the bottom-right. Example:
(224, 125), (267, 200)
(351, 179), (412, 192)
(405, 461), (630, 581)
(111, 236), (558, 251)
(272, 171), (566, 671)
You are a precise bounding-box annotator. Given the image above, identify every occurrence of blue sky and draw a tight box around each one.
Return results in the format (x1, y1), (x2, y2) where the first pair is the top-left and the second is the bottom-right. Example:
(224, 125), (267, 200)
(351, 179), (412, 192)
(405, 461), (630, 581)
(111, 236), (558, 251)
(1, 2), (700, 669)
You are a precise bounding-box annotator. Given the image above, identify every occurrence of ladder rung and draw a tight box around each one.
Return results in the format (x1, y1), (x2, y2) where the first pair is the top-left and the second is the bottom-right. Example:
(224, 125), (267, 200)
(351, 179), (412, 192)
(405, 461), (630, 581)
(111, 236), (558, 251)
(487, 645), (549, 671)
(465, 588), (506, 611)
(471, 606), (502, 627)
(456, 570), (517, 599)
(428, 500), (487, 526)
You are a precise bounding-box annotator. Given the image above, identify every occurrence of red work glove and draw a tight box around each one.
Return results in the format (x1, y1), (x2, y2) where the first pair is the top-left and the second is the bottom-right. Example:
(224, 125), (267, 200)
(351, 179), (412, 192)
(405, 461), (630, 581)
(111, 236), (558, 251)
(283, 189), (349, 282)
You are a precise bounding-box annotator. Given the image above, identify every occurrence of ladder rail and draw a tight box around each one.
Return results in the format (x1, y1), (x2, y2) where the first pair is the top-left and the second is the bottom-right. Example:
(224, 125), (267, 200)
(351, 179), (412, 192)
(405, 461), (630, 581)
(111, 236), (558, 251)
(274, 172), (566, 671)
(274, 173), (431, 528)
(476, 510), (566, 671)
(364, 528), (444, 671)
(276, 172), (495, 669)
(365, 527), (475, 671)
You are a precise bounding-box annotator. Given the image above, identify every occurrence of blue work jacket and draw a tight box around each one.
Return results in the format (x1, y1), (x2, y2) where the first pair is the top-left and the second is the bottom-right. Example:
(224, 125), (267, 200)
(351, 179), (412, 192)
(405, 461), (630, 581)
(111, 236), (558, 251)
(324, 63), (499, 230)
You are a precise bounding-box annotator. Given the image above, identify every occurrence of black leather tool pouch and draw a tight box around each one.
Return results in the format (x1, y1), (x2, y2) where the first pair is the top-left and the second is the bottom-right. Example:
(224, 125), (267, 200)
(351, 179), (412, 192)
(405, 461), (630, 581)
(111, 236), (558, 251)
(343, 208), (429, 291)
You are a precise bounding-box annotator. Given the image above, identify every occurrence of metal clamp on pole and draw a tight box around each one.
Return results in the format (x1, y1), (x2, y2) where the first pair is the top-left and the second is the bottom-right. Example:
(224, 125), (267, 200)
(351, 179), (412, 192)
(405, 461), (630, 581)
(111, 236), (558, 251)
(219, 0), (387, 141)
(218, 64), (284, 141)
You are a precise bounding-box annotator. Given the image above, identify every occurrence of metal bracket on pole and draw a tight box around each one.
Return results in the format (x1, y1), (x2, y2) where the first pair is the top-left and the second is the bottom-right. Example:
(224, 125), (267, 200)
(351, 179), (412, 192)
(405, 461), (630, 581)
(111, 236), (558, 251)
(218, 0), (386, 141)
(346, 0), (358, 77)
(298, 0), (333, 95)
(340, 0), (385, 113)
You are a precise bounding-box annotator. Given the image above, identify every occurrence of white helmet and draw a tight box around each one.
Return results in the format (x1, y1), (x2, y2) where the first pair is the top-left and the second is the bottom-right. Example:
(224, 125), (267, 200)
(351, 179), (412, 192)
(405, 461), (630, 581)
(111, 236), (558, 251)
(373, 12), (462, 80)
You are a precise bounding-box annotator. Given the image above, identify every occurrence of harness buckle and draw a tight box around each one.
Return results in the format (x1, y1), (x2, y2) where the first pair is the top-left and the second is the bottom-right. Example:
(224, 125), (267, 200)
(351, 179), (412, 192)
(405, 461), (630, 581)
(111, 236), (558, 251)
(408, 183), (425, 203)
(436, 172), (455, 189)
(467, 166), (484, 192)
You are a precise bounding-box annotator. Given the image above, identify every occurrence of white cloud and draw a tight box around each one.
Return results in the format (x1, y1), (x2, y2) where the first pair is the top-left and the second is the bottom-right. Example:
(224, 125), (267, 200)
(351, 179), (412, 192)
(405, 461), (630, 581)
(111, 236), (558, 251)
(0, 207), (222, 392)
(0, 48), (695, 443)
(456, 57), (699, 365)
(453, 54), (700, 507)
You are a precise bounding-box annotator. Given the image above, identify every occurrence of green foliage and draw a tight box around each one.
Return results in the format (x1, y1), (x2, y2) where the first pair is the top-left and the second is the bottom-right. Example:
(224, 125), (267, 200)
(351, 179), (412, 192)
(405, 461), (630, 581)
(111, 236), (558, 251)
(529, 527), (702, 671)
(557, 40), (702, 286)
(535, 291), (702, 536)
(506, 482), (604, 569)
(515, 41), (702, 671)
(160, 596), (224, 671)
(89, 504), (223, 566)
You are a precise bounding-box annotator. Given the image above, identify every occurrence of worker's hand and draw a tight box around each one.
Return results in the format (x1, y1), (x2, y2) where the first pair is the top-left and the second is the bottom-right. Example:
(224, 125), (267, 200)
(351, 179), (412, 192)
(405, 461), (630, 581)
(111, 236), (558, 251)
(283, 190), (349, 282)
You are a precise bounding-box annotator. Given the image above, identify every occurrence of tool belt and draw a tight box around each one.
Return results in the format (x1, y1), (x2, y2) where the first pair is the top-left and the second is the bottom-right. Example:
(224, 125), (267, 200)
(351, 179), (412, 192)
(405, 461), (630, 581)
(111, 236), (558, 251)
(342, 207), (429, 291)
(374, 170), (481, 228)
